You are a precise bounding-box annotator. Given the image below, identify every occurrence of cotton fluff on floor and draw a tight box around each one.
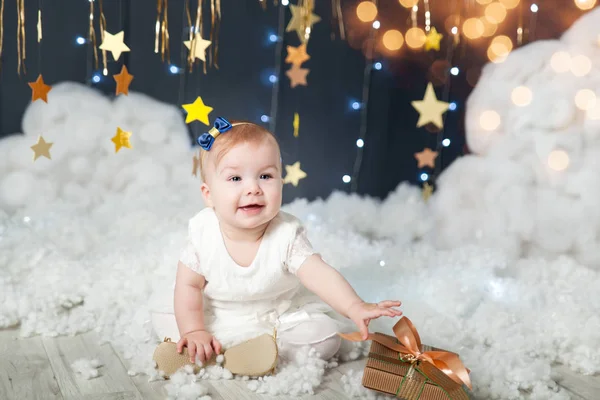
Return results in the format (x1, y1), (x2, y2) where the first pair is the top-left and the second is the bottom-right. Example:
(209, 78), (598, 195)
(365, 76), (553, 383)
(1, 10), (600, 399)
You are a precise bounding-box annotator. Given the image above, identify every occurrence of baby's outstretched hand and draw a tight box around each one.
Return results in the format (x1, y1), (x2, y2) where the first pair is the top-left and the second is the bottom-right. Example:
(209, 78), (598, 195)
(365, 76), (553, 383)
(346, 300), (403, 340)
(177, 329), (222, 364)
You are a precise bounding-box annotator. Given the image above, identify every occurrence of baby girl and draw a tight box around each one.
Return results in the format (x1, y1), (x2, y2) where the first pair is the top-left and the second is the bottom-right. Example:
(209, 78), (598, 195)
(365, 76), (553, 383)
(151, 117), (403, 365)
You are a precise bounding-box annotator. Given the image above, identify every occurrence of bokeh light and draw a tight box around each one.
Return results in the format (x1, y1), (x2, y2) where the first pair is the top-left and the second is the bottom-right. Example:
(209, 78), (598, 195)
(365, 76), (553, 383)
(485, 3), (507, 24)
(574, 0), (596, 10)
(511, 86), (532, 106)
(547, 150), (570, 172)
(463, 18), (485, 39)
(405, 27), (426, 49)
(480, 110), (501, 131)
(399, 0), (419, 7)
(382, 29), (404, 50)
(499, 0), (521, 8)
(480, 17), (498, 37)
(571, 55), (592, 77)
(357, 2), (378, 22)
(476, 0), (493, 4)
(575, 89), (596, 111)
(488, 35), (513, 63)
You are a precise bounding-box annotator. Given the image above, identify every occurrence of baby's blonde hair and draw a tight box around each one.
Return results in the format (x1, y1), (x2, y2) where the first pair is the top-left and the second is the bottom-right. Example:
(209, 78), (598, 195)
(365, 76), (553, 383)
(199, 121), (281, 182)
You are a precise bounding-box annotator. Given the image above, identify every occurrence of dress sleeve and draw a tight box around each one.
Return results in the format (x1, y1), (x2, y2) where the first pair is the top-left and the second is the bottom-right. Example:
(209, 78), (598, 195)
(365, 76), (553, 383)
(285, 221), (318, 275)
(179, 220), (203, 275)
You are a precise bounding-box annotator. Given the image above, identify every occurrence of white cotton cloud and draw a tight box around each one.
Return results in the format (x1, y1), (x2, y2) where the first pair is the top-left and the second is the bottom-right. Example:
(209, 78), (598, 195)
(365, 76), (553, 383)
(431, 8), (600, 269)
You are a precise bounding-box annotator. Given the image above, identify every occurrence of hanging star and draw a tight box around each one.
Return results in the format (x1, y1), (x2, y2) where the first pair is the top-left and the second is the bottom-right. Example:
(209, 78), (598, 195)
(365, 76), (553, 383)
(111, 127), (132, 153)
(192, 151), (201, 177)
(286, 65), (309, 88)
(411, 83), (450, 129)
(184, 34), (212, 62)
(285, 44), (310, 67)
(182, 96), (213, 125)
(99, 31), (130, 61)
(422, 182), (434, 202)
(424, 27), (443, 51)
(30, 136), (53, 161)
(414, 148), (439, 168)
(113, 65), (134, 96)
(283, 161), (307, 187)
(28, 74), (52, 103)
(286, 4), (321, 42)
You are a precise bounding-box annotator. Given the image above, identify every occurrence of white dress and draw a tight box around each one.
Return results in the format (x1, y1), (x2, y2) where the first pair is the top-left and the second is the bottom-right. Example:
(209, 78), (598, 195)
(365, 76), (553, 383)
(151, 207), (349, 349)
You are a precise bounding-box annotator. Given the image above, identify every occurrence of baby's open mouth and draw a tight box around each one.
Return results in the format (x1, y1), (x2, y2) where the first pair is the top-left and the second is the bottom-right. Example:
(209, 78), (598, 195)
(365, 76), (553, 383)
(239, 204), (264, 211)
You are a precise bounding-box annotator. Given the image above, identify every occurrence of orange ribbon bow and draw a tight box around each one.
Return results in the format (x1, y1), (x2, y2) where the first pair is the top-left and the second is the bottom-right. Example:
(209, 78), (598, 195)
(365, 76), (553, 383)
(338, 316), (472, 391)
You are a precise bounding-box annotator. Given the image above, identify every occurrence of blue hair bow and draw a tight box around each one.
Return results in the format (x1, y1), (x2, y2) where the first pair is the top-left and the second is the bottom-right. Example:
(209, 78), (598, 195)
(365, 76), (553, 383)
(197, 117), (233, 150)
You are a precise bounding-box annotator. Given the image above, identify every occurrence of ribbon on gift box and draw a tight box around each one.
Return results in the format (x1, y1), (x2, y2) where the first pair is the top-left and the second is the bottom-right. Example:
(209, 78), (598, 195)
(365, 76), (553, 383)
(338, 316), (472, 392)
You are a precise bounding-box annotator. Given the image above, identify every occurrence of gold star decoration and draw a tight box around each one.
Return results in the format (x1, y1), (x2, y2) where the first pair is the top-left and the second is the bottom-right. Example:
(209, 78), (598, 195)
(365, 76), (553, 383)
(411, 83), (450, 129)
(182, 96), (214, 125)
(113, 65), (134, 96)
(285, 44), (310, 67)
(192, 151), (201, 177)
(286, 65), (309, 88)
(283, 161), (307, 187)
(422, 182), (434, 202)
(99, 31), (131, 61)
(414, 148), (439, 168)
(28, 74), (52, 103)
(293, 113), (300, 138)
(286, 4), (321, 42)
(111, 127), (132, 153)
(424, 27), (443, 51)
(31, 136), (53, 161)
(184, 34), (212, 62)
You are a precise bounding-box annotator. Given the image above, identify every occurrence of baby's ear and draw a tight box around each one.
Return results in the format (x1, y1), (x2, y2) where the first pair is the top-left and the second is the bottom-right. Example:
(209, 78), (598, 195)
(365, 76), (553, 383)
(200, 183), (212, 206)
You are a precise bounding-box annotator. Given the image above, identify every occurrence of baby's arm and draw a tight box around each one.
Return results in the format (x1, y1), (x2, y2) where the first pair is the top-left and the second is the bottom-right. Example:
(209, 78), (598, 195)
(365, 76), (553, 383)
(296, 254), (364, 318)
(174, 261), (207, 336)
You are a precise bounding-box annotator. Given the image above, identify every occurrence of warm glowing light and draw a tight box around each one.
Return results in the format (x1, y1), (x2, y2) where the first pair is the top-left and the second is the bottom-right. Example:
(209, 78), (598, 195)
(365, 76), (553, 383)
(548, 150), (569, 172)
(511, 86), (532, 106)
(571, 55), (592, 77)
(586, 102), (600, 120)
(382, 29), (404, 50)
(399, 0), (419, 7)
(463, 18), (485, 39)
(480, 110), (501, 131)
(405, 27), (426, 49)
(485, 3), (507, 24)
(499, 0), (520, 9)
(575, 89), (596, 111)
(357, 2), (378, 22)
(476, 0), (493, 4)
(550, 51), (571, 73)
(488, 35), (512, 63)
(574, 0), (597, 10)
(480, 17), (498, 37)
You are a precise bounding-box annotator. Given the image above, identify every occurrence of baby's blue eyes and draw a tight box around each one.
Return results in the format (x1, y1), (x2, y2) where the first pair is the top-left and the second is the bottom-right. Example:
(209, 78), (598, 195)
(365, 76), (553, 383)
(228, 174), (272, 182)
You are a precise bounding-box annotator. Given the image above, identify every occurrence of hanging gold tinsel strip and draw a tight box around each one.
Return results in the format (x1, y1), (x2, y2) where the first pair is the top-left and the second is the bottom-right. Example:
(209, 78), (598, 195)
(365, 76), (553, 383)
(214, 0), (221, 68)
(17, 0), (26, 76)
(98, 0), (108, 75)
(36, 8), (41, 42)
(0, 0), (4, 72)
(185, 0), (193, 71)
(89, 0), (99, 70)
(154, 0), (170, 62)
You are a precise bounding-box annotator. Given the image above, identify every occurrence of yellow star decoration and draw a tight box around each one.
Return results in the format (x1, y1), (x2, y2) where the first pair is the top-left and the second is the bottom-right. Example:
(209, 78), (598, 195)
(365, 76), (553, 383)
(99, 31), (130, 61)
(111, 127), (132, 153)
(31, 136), (53, 161)
(184, 34), (212, 62)
(411, 83), (450, 129)
(283, 161), (307, 187)
(414, 148), (439, 168)
(286, 4), (321, 42)
(424, 27), (443, 51)
(285, 44), (310, 67)
(182, 96), (213, 125)
(286, 64), (310, 88)
(28, 74), (52, 103)
(422, 182), (434, 202)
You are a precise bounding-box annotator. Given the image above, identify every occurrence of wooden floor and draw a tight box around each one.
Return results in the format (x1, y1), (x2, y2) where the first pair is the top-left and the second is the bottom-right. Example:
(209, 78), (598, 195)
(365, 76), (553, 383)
(0, 328), (598, 400)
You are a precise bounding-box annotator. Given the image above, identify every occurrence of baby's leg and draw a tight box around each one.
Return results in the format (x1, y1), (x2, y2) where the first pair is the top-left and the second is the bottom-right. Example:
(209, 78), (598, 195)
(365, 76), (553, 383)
(277, 316), (342, 361)
(150, 311), (181, 342)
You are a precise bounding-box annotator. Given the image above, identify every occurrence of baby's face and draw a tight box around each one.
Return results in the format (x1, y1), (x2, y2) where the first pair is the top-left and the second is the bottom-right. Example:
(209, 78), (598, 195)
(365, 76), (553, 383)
(201, 139), (283, 231)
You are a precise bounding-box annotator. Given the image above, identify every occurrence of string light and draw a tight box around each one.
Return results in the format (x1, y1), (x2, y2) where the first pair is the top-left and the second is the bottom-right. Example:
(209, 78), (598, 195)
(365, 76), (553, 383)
(76, 36), (86, 45)
(374, 62), (382, 70)
(372, 20), (381, 29)
(424, 0), (431, 32)
(281, 0), (289, 5)
(169, 65), (180, 74)
(269, 74), (277, 83)
(342, 175), (352, 183)
(269, 34), (278, 43)
(451, 26), (458, 35)
(449, 102), (457, 110)
(411, 5), (418, 28)
(261, 115), (270, 123)
(450, 67), (459, 75)
(442, 138), (451, 147)
(531, 3), (538, 12)
(92, 73), (101, 83)
(351, 101), (361, 110)
(356, 139), (365, 147)
(379, 260), (386, 267)
(420, 173), (429, 181)
(574, 0), (596, 10)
